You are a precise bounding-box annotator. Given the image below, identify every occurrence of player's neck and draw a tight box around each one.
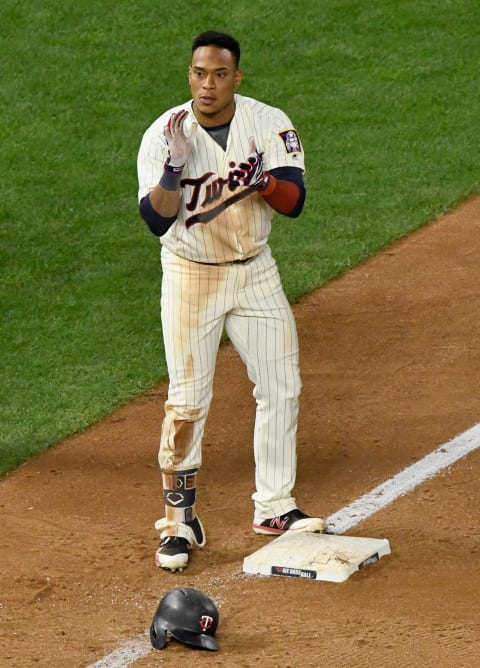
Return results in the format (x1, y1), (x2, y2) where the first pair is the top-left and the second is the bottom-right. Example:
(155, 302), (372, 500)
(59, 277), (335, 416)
(191, 101), (236, 128)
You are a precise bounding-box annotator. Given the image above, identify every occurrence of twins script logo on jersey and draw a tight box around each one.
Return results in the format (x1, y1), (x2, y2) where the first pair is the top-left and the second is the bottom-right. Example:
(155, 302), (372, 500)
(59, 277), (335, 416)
(279, 129), (301, 154)
(183, 156), (261, 228)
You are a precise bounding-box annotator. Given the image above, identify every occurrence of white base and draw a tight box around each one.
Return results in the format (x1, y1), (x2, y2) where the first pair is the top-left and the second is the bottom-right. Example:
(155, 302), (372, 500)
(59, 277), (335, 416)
(243, 532), (391, 583)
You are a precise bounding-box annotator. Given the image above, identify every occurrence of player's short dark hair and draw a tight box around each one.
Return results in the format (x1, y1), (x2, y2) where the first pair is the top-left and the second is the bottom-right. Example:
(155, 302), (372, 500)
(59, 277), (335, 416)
(192, 31), (241, 66)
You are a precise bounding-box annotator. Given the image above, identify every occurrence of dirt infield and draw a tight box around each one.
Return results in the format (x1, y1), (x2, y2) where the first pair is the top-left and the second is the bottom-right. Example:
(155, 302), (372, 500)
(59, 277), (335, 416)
(1, 197), (479, 667)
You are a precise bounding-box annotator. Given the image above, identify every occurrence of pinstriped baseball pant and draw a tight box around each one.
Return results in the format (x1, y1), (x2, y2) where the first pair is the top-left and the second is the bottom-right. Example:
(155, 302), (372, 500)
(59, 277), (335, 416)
(159, 244), (301, 520)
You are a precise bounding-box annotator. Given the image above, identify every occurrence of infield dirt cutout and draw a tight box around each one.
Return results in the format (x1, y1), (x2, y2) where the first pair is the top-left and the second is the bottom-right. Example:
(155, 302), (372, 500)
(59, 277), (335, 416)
(1, 197), (479, 667)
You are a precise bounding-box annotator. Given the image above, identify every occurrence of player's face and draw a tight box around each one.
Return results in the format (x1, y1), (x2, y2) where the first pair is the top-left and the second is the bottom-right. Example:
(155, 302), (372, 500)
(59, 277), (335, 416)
(189, 46), (242, 127)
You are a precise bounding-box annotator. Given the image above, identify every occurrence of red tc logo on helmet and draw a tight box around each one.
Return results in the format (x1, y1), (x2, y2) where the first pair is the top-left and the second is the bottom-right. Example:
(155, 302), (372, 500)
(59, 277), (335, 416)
(199, 614), (214, 631)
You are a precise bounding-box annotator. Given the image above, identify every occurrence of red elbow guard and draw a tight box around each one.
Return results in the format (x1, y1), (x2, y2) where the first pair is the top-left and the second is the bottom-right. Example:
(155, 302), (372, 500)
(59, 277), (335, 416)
(259, 175), (301, 215)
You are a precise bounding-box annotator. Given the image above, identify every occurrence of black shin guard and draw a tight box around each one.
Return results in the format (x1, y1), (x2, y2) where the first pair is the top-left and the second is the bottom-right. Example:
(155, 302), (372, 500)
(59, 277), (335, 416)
(161, 468), (205, 546)
(162, 468), (198, 524)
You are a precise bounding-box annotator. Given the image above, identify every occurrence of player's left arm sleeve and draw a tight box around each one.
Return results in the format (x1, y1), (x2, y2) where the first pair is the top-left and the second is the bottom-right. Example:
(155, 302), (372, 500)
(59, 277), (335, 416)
(139, 194), (177, 236)
(260, 166), (306, 218)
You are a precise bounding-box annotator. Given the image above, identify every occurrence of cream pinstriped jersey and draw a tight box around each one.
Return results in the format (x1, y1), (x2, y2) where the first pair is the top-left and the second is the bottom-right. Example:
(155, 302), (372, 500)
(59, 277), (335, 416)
(137, 94), (305, 264)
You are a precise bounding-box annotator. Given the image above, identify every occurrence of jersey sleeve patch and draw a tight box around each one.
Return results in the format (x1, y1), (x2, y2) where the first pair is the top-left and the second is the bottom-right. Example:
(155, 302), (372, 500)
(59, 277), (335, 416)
(279, 129), (302, 154)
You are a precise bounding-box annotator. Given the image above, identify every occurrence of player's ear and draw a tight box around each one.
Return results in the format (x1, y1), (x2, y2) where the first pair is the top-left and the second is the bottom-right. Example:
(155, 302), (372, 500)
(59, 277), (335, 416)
(234, 68), (243, 88)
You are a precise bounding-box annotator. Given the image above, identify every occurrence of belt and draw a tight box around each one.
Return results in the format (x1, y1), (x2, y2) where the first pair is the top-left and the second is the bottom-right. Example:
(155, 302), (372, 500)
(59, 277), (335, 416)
(195, 256), (256, 267)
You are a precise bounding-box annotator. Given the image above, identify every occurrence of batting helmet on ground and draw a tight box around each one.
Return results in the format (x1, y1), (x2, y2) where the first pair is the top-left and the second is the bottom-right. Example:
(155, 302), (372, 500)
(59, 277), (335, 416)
(150, 587), (219, 651)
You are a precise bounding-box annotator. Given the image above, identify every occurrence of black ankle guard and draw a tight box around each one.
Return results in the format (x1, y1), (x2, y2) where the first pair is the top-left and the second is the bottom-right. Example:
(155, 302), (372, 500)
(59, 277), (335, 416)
(162, 469), (198, 523)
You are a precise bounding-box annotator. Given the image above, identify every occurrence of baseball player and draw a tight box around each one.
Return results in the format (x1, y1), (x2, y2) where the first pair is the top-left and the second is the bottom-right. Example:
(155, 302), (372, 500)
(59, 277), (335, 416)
(137, 31), (326, 572)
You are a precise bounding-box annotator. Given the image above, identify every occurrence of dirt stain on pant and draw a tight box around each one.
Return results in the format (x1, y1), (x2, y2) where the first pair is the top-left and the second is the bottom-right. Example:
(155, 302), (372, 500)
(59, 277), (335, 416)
(158, 404), (201, 470)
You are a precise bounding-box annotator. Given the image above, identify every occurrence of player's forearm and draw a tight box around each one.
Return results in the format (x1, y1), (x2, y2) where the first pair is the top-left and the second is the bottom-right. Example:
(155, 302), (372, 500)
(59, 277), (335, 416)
(139, 191), (177, 236)
(138, 165), (183, 237)
(149, 184), (181, 217)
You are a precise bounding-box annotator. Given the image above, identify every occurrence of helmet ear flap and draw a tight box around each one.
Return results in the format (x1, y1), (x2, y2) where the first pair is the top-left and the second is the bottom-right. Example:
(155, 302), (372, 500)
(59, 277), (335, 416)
(149, 620), (168, 650)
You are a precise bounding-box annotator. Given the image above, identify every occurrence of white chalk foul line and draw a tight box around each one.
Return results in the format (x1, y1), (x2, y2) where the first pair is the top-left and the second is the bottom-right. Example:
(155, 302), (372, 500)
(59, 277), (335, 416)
(88, 636), (150, 668)
(327, 421), (480, 535)
(87, 421), (480, 668)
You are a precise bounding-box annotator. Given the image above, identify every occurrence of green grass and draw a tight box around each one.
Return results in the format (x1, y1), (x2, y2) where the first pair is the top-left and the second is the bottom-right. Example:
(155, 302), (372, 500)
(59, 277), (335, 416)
(1, 0), (479, 474)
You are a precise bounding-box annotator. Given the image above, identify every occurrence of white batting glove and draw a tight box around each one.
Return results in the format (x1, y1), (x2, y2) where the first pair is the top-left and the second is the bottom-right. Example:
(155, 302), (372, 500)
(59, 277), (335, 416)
(164, 110), (198, 168)
(236, 138), (271, 190)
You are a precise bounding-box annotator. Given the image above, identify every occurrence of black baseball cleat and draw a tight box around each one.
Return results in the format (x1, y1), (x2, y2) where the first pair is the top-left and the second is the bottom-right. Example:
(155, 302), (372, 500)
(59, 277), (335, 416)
(155, 536), (190, 572)
(252, 508), (327, 535)
(154, 516), (206, 572)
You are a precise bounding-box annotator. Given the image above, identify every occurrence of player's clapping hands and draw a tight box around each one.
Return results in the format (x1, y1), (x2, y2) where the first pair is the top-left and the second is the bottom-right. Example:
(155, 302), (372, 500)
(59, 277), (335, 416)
(236, 138), (270, 190)
(165, 110), (198, 168)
